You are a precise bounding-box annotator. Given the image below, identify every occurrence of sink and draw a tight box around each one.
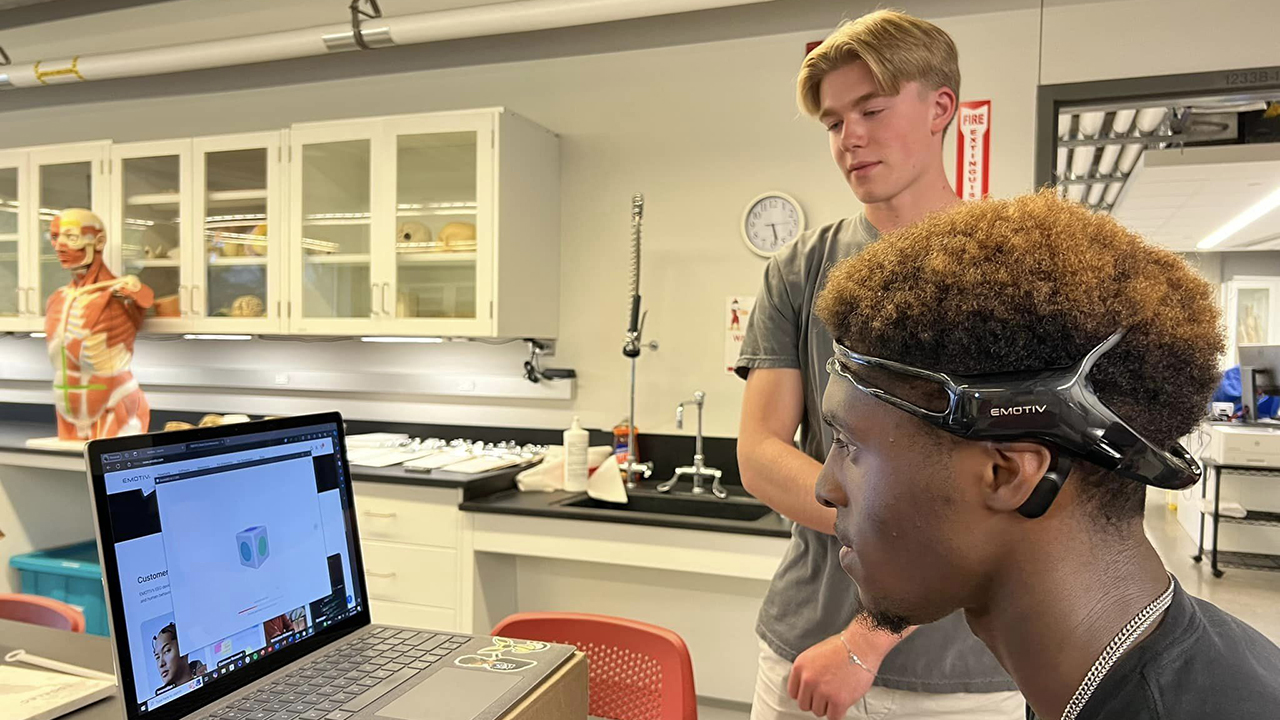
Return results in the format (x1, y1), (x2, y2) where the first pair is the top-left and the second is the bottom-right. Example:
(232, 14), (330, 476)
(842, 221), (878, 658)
(556, 491), (774, 522)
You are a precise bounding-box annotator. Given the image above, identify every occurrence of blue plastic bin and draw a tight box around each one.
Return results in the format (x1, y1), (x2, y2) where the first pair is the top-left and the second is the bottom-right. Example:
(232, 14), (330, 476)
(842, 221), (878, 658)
(10, 540), (109, 637)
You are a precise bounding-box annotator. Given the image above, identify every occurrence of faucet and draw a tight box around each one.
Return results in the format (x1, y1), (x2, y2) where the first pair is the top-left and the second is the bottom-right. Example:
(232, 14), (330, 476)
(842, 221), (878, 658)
(657, 390), (726, 499)
(618, 193), (654, 488)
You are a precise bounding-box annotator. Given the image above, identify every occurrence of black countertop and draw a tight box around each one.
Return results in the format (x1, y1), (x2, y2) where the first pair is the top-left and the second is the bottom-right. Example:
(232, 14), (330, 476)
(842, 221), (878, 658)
(0, 411), (788, 538)
(0, 417), (526, 494)
(460, 483), (794, 539)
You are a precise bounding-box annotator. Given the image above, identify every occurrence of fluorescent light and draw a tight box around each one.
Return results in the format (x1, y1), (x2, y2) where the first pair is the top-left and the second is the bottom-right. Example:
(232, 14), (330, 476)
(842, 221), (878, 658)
(1111, 109), (1136, 135)
(1135, 108), (1166, 133)
(359, 336), (444, 344)
(1086, 184), (1105, 205)
(182, 334), (252, 341)
(1197, 186), (1280, 250)
(1077, 111), (1105, 138)
(29, 331), (46, 338)
(1104, 181), (1124, 206)
(1070, 147), (1096, 178)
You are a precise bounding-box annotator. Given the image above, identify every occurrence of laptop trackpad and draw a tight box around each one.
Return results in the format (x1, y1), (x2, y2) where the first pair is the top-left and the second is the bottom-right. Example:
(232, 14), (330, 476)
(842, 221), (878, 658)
(376, 668), (521, 720)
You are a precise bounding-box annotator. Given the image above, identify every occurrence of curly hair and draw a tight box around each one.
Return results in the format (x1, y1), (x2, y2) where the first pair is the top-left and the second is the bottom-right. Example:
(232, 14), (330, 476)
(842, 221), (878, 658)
(815, 192), (1224, 523)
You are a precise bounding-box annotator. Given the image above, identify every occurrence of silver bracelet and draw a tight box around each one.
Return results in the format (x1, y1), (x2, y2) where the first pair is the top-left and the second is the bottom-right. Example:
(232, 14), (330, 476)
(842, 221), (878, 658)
(837, 633), (876, 675)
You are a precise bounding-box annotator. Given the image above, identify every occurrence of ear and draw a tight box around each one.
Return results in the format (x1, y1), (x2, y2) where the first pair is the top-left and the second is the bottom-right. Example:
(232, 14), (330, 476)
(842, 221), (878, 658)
(930, 86), (957, 135)
(93, 230), (107, 252)
(982, 442), (1053, 515)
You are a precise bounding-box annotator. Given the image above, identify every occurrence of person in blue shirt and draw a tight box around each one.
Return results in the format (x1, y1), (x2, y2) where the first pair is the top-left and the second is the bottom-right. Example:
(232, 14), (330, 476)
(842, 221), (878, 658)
(1212, 366), (1280, 418)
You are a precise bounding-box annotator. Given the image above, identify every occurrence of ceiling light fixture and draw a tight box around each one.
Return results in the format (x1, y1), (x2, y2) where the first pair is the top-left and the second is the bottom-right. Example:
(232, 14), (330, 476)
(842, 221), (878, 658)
(1197, 186), (1280, 250)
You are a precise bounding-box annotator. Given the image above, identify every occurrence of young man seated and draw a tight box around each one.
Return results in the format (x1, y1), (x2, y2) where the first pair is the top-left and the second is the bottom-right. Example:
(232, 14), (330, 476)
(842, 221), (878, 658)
(812, 192), (1280, 720)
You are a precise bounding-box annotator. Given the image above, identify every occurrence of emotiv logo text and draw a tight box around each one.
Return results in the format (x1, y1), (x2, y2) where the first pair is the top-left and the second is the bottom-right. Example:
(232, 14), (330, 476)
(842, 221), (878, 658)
(990, 405), (1048, 417)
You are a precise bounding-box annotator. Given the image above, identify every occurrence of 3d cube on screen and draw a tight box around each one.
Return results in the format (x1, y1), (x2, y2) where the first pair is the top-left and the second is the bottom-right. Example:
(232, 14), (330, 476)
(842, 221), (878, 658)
(237, 525), (269, 568)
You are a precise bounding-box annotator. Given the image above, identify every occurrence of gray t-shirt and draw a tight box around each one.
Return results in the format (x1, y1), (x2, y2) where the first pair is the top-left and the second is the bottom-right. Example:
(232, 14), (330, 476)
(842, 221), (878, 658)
(735, 214), (1016, 694)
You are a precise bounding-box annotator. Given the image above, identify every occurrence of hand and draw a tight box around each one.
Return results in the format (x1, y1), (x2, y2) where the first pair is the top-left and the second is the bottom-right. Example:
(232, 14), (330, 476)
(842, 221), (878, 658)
(112, 276), (142, 298)
(787, 634), (877, 720)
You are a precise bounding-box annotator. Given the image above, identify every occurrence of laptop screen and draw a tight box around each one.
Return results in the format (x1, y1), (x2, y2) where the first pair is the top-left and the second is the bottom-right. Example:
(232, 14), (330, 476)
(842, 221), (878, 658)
(87, 414), (368, 720)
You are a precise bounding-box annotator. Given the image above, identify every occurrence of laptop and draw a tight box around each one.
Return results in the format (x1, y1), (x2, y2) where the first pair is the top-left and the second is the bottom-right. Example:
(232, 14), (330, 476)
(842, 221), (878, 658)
(84, 412), (575, 720)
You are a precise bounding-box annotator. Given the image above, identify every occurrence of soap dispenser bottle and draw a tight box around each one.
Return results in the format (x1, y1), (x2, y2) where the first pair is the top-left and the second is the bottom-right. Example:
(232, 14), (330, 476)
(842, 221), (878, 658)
(563, 416), (589, 492)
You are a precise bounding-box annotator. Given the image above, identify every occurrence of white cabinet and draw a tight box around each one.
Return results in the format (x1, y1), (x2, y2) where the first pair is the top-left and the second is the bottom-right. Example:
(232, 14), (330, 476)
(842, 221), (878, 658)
(2, 107), (558, 339)
(0, 150), (29, 332)
(289, 108), (558, 338)
(110, 139), (192, 333)
(108, 133), (289, 334)
(23, 140), (111, 330)
(192, 132), (288, 333)
(351, 481), (465, 632)
(1225, 277), (1280, 364)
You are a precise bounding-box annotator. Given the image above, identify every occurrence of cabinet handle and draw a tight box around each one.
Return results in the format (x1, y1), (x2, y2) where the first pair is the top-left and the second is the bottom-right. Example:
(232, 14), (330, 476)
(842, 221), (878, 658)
(366, 570), (397, 579)
(28, 287), (37, 316)
(371, 283), (381, 316)
(17, 286), (26, 316)
(361, 510), (397, 518)
(193, 284), (202, 315)
(382, 282), (390, 316)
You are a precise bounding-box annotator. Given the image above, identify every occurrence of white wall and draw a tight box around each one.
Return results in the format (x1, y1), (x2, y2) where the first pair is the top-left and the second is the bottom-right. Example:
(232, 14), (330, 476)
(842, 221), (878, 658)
(1042, 0), (1280, 84)
(0, 0), (1041, 437)
(7, 0), (1274, 436)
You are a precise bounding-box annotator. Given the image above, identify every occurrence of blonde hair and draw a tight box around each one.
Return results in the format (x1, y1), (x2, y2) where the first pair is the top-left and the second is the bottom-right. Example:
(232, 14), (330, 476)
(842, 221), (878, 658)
(798, 9), (960, 119)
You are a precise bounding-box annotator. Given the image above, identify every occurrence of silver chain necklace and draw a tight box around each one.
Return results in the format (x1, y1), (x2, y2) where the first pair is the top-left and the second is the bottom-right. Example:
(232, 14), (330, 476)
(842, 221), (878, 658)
(1059, 572), (1176, 720)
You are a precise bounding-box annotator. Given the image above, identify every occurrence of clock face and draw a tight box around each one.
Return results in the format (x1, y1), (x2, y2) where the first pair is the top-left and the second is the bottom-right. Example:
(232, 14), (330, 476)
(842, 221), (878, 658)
(742, 193), (805, 257)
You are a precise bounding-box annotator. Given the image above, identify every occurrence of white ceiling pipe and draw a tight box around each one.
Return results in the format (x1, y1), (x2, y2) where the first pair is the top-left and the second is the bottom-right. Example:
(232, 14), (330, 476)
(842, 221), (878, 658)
(1117, 143), (1144, 173)
(1111, 109), (1136, 135)
(1096, 144), (1122, 175)
(1056, 147), (1068, 178)
(1086, 183), (1105, 206)
(1077, 111), (1105, 138)
(1135, 107), (1167, 133)
(1066, 184), (1086, 202)
(1104, 181), (1123, 206)
(1070, 146), (1097, 178)
(0, 0), (771, 89)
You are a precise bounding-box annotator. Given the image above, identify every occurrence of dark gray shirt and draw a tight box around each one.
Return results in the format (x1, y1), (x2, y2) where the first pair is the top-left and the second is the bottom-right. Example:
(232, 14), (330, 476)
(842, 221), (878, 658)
(735, 215), (1016, 693)
(1027, 581), (1280, 719)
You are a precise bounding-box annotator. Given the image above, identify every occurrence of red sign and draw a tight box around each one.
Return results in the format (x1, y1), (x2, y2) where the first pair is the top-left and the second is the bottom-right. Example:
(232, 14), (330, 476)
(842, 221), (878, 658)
(955, 100), (992, 200)
(806, 41), (822, 55)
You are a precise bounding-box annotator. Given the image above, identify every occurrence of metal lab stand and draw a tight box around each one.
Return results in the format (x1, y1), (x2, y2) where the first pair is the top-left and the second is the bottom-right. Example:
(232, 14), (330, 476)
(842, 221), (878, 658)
(1192, 462), (1280, 577)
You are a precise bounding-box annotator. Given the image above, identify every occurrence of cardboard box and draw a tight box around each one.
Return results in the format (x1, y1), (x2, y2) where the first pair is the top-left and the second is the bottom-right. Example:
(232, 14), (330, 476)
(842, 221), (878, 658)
(501, 651), (587, 720)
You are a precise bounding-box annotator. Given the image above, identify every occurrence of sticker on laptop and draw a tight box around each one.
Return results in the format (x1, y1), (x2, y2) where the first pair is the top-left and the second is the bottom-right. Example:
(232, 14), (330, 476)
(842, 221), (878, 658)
(454, 636), (551, 673)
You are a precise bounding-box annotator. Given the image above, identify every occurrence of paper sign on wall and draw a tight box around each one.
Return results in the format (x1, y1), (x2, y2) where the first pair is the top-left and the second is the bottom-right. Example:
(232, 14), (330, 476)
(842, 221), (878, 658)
(955, 100), (992, 200)
(726, 296), (755, 375)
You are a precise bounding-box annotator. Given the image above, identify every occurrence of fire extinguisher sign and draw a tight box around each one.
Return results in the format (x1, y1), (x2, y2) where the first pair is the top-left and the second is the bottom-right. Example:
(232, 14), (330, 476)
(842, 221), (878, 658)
(955, 100), (992, 200)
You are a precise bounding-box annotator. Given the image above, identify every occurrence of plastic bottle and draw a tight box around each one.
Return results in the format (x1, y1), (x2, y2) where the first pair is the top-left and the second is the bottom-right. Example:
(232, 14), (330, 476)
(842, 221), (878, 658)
(563, 416), (590, 492)
(612, 418), (636, 464)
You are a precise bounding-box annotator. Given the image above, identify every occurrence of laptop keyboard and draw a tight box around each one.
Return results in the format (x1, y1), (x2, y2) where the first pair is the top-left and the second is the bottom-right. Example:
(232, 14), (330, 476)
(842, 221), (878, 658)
(195, 628), (470, 720)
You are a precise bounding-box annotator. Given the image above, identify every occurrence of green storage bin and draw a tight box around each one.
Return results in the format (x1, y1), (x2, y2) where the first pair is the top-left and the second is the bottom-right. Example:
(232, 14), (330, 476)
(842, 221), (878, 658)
(10, 540), (109, 637)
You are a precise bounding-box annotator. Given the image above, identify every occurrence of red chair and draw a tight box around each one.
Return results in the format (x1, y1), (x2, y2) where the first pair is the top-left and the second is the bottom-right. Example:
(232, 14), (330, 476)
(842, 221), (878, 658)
(492, 612), (697, 720)
(0, 593), (86, 632)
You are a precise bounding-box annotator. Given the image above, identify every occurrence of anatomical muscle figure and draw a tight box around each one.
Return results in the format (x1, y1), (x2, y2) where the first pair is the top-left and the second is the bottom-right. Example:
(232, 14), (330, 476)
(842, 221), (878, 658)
(45, 208), (154, 439)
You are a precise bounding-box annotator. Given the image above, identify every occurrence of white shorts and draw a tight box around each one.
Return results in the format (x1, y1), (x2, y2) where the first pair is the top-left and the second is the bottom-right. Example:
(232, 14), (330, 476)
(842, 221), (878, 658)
(750, 639), (1025, 720)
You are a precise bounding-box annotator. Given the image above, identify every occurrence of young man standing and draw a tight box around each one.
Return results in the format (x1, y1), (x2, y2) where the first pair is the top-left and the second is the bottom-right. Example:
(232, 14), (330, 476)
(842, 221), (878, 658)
(813, 192), (1280, 720)
(735, 10), (1023, 720)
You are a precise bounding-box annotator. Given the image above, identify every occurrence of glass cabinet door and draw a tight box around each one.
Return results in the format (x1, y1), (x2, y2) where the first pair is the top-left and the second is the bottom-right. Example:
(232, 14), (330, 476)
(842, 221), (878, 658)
(201, 146), (271, 321)
(392, 131), (480, 320)
(0, 163), (21, 323)
(298, 138), (373, 321)
(117, 150), (186, 320)
(36, 160), (96, 312)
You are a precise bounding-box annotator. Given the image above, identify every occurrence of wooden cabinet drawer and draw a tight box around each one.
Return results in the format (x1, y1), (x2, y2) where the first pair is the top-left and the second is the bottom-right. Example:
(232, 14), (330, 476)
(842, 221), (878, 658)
(361, 540), (457, 608)
(370, 599), (457, 632)
(352, 481), (459, 548)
